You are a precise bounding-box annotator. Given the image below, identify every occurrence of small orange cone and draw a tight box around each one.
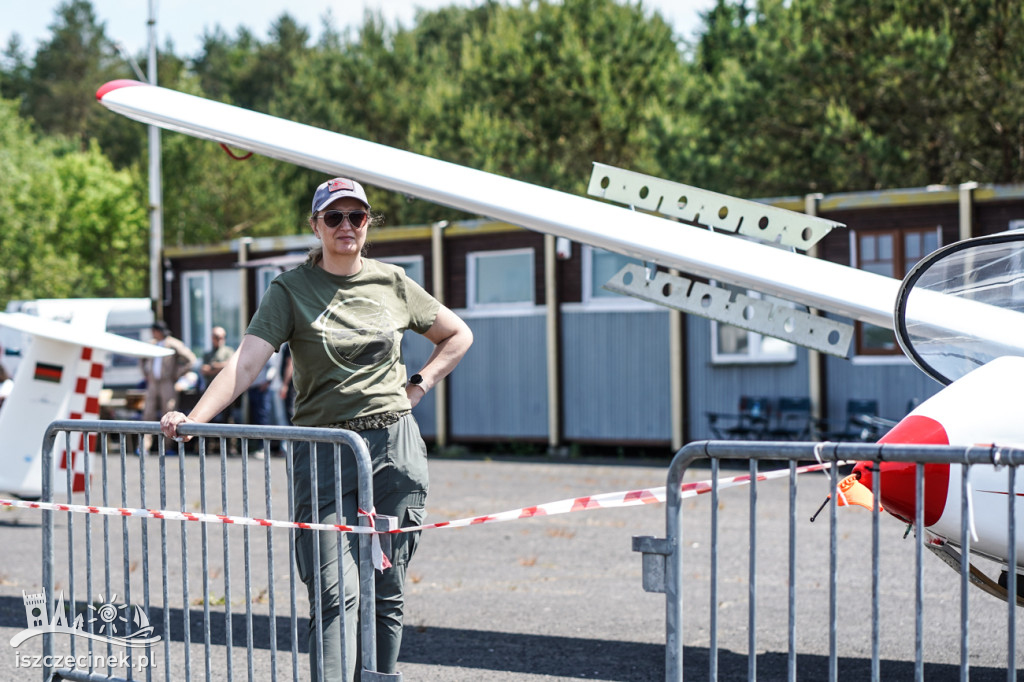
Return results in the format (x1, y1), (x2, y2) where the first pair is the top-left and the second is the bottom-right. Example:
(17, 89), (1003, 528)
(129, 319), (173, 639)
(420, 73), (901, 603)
(836, 474), (882, 512)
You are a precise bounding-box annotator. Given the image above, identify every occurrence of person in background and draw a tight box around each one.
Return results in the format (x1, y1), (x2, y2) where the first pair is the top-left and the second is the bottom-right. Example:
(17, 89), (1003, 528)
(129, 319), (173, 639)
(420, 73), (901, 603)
(160, 177), (473, 681)
(268, 343), (292, 455)
(200, 325), (237, 424)
(246, 350), (278, 458)
(277, 343), (294, 425)
(200, 326), (233, 389)
(141, 320), (197, 453)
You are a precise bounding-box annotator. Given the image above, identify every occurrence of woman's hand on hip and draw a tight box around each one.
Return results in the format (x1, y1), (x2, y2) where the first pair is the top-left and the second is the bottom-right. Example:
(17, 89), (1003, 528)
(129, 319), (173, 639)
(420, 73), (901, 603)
(406, 383), (427, 408)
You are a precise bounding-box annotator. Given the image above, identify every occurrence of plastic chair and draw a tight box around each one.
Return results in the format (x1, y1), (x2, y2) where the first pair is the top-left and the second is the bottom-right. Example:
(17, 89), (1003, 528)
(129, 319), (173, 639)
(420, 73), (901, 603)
(767, 396), (812, 440)
(817, 399), (885, 442)
(706, 396), (773, 440)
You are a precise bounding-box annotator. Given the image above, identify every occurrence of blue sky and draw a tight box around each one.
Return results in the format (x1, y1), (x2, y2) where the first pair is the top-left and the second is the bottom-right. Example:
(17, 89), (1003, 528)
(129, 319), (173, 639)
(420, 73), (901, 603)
(4, 0), (715, 57)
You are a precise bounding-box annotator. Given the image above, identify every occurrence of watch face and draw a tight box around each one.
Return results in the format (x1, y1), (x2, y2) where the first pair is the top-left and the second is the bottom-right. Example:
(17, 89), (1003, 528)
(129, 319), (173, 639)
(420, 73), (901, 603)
(409, 373), (423, 385)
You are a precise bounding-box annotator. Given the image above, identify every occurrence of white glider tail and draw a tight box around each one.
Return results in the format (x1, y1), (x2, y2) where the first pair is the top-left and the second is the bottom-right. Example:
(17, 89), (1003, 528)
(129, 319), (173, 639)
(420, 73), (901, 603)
(0, 311), (169, 498)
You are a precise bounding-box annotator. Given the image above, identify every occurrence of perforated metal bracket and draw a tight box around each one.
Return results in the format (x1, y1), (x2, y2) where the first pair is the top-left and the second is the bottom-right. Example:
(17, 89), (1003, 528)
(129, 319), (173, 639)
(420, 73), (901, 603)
(587, 163), (843, 251)
(605, 264), (853, 357)
(632, 535), (670, 594)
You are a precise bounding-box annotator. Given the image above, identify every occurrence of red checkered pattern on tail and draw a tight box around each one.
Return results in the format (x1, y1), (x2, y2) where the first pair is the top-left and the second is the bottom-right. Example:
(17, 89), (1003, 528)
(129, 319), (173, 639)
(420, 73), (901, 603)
(58, 347), (106, 493)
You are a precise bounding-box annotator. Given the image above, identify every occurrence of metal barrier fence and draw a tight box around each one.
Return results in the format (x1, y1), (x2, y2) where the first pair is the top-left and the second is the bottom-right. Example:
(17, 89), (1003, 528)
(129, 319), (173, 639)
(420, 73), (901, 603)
(633, 440), (1024, 682)
(39, 419), (394, 682)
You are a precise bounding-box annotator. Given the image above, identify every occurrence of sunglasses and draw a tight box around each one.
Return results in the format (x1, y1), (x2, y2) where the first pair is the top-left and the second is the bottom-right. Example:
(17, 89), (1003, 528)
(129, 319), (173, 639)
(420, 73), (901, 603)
(319, 209), (369, 229)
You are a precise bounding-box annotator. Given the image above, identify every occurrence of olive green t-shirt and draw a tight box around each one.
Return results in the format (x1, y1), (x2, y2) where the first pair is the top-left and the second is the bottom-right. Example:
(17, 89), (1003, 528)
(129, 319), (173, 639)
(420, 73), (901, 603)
(245, 259), (440, 426)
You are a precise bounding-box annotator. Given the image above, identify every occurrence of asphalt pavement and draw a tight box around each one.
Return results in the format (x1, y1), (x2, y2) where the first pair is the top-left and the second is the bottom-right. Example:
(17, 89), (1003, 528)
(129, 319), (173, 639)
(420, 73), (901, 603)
(0, 451), (1019, 681)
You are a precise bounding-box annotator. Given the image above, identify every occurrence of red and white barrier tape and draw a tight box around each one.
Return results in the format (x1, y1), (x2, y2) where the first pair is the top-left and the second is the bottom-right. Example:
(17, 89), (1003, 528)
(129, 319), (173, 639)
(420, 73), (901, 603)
(0, 461), (834, 536)
(0, 498), (374, 534)
(402, 461), (836, 532)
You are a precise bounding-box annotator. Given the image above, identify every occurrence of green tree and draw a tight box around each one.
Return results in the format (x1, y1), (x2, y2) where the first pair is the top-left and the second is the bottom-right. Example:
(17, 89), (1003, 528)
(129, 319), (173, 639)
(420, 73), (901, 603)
(0, 98), (148, 304)
(0, 35), (31, 101)
(934, 0), (1024, 183)
(46, 141), (149, 296)
(674, 0), (1024, 197)
(181, 13), (325, 235)
(281, 0), (690, 226)
(159, 128), (305, 247)
(0, 97), (57, 305)
(16, 0), (153, 170)
(191, 13), (311, 112)
(451, 0), (685, 191)
(276, 10), (446, 224)
(23, 1), (130, 140)
(8, 0), (1024, 257)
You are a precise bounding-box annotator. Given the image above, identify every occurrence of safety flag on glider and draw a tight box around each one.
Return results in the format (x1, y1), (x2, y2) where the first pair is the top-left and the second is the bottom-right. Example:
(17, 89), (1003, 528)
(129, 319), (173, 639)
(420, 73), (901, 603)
(836, 473), (882, 512)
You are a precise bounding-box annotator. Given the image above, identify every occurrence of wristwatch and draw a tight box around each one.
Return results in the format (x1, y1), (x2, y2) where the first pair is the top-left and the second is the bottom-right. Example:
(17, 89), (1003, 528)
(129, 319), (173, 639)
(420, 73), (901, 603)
(408, 374), (425, 390)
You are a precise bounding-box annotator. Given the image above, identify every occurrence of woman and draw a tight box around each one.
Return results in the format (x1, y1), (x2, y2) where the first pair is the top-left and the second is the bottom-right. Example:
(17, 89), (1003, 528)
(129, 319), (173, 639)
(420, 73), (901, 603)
(160, 177), (472, 680)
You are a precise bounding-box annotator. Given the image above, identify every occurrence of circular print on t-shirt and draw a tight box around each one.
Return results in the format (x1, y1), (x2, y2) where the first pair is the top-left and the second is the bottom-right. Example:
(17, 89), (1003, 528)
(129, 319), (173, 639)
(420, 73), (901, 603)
(315, 296), (397, 373)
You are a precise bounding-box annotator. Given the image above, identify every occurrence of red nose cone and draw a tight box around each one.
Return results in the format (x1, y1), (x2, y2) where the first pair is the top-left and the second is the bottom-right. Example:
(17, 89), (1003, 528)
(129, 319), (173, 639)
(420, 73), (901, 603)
(852, 415), (950, 526)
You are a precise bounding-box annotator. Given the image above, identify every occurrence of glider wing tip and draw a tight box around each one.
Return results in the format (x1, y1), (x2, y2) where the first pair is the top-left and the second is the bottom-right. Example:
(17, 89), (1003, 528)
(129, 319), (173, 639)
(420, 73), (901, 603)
(96, 79), (148, 101)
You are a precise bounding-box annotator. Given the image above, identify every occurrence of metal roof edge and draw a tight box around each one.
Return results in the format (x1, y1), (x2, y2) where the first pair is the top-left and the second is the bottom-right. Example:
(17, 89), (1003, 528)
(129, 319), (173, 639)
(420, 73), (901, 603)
(163, 183), (1024, 259)
(756, 183), (1024, 214)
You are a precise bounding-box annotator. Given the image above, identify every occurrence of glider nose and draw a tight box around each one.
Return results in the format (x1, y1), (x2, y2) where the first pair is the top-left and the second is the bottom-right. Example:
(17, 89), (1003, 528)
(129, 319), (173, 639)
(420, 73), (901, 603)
(852, 415), (950, 526)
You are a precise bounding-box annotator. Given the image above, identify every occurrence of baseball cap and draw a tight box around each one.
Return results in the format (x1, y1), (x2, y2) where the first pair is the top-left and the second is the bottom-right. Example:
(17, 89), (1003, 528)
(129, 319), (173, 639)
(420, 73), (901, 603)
(310, 178), (370, 214)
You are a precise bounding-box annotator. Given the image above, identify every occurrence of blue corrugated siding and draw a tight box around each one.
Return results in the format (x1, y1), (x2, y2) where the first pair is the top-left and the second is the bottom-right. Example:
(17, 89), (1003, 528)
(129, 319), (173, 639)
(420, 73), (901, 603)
(819, 314), (943, 425)
(402, 333), (436, 437)
(684, 315), (942, 441)
(685, 316), (810, 441)
(562, 309), (671, 443)
(411, 307), (941, 446)
(823, 355), (942, 425)
(448, 313), (548, 438)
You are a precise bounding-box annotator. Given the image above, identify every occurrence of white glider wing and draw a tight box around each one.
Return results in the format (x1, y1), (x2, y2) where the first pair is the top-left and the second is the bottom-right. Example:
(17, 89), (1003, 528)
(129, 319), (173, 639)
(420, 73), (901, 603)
(0, 312), (169, 358)
(94, 80), (1024, 357)
(96, 80), (899, 328)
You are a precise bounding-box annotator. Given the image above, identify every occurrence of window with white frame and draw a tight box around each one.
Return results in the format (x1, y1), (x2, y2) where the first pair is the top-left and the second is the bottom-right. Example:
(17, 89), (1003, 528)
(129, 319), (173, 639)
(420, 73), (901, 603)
(379, 255), (426, 287)
(466, 248), (535, 309)
(256, 266), (279, 304)
(582, 245), (651, 305)
(182, 269), (242, 354)
(852, 226), (941, 355)
(710, 286), (798, 363)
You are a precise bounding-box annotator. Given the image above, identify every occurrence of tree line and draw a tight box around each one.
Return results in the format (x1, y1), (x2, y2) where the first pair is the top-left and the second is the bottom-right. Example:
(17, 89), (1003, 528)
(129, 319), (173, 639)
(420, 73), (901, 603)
(1, 0), (1021, 302)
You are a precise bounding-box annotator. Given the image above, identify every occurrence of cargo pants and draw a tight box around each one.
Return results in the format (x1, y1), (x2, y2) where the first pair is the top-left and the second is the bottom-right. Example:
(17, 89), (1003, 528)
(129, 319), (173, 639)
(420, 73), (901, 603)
(293, 413), (428, 681)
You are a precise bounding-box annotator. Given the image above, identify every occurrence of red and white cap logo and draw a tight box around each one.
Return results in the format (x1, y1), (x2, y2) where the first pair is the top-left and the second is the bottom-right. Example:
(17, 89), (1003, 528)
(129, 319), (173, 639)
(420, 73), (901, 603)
(311, 177), (370, 213)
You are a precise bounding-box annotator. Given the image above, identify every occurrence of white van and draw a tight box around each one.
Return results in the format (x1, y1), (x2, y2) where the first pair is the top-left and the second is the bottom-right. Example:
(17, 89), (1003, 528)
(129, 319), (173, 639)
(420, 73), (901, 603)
(1, 298), (155, 390)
